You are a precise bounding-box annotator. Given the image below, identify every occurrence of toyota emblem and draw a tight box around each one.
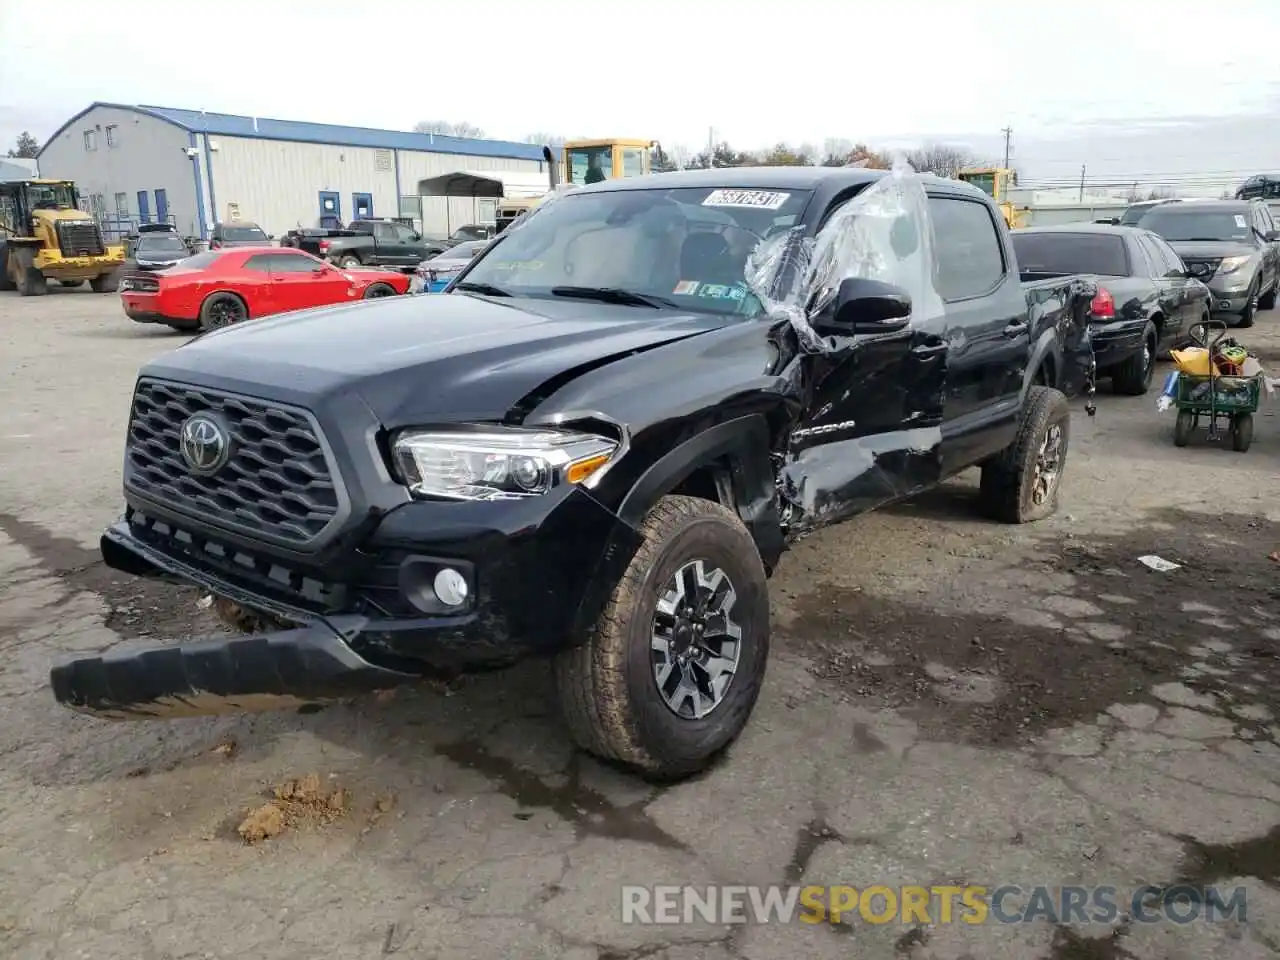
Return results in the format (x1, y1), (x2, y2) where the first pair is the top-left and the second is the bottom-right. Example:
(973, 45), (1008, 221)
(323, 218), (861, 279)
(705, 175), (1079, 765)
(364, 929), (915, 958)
(179, 414), (231, 475)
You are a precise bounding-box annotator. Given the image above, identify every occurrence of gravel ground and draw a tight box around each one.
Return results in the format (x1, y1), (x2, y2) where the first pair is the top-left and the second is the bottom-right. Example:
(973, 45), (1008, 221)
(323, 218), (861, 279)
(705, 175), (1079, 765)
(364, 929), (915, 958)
(1, 289), (1279, 960)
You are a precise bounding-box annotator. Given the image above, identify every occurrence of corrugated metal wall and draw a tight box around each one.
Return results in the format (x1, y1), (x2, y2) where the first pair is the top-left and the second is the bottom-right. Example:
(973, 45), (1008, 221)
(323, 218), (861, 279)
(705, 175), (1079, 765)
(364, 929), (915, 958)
(38, 106), (201, 237)
(209, 137), (547, 238)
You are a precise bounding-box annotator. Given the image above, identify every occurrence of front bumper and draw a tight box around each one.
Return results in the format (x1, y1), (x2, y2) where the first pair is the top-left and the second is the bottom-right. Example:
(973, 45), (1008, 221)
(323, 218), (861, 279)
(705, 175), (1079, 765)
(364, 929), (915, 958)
(1205, 274), (1256, 316)
(52, 488), (640, 719)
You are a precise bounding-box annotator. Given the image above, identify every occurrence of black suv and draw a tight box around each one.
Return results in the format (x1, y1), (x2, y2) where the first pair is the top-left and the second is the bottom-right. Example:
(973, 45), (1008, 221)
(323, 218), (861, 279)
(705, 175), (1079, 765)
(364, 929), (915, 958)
(52, 167), (1097, 778)
(1137, 199), (1280, 327)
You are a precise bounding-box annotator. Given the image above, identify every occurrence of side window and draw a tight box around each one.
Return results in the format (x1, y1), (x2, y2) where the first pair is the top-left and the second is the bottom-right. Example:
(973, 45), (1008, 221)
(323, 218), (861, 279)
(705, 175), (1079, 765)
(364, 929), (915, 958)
(1149, 235), (1184, 276)
(929, 196), (1006, 301)
(270, 253), (320, 273)
(1131, 236), (1160, 277)
(395, 224), (417, 241)
(374, 222), (396, 240)
(243, 255), (273, 273)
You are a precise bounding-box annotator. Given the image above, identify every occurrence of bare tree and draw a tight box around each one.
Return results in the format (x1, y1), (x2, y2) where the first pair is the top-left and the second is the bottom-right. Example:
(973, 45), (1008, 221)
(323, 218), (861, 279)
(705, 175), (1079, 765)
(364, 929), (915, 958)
(821, 138), (854, 167)
(413, 120), (486, 139)
(525, 132), (568, 149)
(903, 143), (976, 178)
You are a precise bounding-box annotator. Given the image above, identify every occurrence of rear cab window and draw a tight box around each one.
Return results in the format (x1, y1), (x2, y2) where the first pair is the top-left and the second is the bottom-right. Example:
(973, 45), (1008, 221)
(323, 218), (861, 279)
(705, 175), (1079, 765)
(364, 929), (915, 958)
(928, 196), (1006, 300)
(1010, 232), (1130, 277)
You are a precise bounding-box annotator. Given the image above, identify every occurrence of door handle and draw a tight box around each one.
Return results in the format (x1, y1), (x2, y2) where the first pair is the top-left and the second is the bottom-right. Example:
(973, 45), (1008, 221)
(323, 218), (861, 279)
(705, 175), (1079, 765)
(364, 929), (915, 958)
(911, 342), (948, 357)
(1003, 321), (1028, 337)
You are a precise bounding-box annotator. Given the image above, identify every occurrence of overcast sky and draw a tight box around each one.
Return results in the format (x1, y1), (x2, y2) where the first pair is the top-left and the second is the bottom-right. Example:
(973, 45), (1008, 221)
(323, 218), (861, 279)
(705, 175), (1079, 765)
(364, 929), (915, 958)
(3, 0), (1278, 193)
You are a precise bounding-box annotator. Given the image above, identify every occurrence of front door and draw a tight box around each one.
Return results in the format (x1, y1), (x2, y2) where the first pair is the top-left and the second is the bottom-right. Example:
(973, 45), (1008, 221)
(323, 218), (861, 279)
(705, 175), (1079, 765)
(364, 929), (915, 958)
(319, 191), (341, 225)
(1142, 233), (1197, 339)
(266, 252), (351, 315)
(154, 189), (168, 222)
(352, 192), (373, 220)
(137, 191), (151, 224)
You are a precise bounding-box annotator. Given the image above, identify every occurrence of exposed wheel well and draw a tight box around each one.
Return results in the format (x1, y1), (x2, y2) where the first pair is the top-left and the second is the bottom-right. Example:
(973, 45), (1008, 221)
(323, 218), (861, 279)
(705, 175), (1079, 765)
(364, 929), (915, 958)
(669, 459), (734, 510)
(1148, 313), (1163, 339)
(1033, 354), (1057, 388)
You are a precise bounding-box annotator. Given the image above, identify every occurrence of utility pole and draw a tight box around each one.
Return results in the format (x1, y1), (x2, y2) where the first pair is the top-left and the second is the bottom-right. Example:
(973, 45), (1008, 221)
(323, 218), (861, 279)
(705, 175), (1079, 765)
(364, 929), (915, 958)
(708, 127), (715, 168)
(1079, 165), (1086, 202)
(1001, 126), (1012, 170)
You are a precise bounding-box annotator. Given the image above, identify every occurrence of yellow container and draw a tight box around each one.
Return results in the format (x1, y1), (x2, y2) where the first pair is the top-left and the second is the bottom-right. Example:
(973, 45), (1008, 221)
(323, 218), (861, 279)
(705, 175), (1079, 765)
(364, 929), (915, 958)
(1171, 348), (1215, 377)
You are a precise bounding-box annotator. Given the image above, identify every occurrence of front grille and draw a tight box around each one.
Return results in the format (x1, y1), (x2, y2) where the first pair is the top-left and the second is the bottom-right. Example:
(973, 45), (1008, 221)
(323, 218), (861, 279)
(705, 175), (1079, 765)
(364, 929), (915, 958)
(56, 221), (105, 257)
(1183, 258), (1221, 281)
(125, 379), (343, 548)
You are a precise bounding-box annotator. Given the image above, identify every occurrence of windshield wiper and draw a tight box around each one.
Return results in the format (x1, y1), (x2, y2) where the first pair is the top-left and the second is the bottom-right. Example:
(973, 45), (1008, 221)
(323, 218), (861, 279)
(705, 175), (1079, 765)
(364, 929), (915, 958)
(549, 286), (677, 309)
(453, 281), (512, 297)
(1179, 238), (1235, 243)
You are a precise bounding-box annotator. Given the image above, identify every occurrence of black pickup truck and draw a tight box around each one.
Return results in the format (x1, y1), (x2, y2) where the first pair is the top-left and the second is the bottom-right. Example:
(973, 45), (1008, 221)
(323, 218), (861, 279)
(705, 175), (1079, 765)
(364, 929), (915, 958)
(52, 167), (1096, 779)
(295, 218), (446, 270)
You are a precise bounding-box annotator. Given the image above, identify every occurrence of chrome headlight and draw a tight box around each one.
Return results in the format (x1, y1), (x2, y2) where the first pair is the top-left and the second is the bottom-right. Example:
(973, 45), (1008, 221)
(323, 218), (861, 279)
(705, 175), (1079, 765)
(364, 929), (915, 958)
(392, 426), (619, 500)
(1217, 255), (1250, 275)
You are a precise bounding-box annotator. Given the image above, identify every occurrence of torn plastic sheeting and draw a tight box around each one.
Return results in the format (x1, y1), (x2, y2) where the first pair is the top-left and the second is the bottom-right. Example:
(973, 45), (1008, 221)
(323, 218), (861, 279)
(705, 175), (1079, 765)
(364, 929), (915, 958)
(744, 159), (945, 355)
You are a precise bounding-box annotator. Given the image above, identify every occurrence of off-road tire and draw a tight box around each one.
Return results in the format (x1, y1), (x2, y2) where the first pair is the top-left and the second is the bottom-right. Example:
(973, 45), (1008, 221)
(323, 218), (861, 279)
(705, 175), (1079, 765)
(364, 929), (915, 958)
(978, 386), (1070, 524)
(17, 265), (47, 297)
(89, 270), (118, 293)
(199, 292), (248, 332)
(362, 282), (396, 299)
(1111, 322), (1157, 395)
(553, 495), (770, 780)
(59, 279), (85, 288)
(339, 255), (362, 269)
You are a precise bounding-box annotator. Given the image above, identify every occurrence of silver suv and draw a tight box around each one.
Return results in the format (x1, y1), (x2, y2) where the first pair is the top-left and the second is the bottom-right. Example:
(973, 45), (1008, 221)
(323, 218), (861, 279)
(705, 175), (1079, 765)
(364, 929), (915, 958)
(1137, 199), (1280, 327)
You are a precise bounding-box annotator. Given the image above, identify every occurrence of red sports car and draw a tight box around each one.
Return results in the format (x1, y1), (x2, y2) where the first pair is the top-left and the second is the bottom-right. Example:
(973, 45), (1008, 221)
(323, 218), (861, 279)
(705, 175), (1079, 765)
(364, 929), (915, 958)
(119, 246), (411, 332)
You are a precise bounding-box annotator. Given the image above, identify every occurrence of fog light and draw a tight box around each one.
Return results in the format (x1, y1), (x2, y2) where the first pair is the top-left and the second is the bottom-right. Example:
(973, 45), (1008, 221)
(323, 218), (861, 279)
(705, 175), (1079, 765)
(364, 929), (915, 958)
(1220, 300), (1232, 309)
(433, 568), (469, 606)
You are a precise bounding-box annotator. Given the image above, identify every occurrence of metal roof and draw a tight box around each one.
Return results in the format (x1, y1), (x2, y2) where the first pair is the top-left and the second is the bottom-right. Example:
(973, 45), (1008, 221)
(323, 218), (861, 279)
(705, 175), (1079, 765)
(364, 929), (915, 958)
(38, 102), (547, 162)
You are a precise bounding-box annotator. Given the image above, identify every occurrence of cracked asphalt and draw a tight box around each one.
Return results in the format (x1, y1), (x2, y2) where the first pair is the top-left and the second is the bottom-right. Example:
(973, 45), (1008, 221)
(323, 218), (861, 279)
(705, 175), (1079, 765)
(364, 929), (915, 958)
(2, 290), (1279, 960)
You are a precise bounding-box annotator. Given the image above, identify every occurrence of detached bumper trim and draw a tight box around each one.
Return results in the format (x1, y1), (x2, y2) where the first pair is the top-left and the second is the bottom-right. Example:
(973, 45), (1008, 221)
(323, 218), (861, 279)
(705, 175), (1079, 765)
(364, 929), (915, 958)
(50, 615), (420, 720)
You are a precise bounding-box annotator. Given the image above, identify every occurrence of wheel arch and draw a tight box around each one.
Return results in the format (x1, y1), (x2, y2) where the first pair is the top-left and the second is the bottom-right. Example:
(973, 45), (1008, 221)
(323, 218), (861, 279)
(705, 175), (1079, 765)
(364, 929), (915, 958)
(1024, 330), (1062, 396)
(200, 288), (249, 315)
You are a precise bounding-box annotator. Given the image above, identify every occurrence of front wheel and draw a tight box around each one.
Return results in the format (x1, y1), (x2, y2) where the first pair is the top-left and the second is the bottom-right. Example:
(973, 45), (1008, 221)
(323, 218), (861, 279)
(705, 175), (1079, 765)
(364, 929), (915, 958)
(978, 386), (1070, 524)
(1174, 409), (1195, 447)
(199, 292), (248, 332)
(1232, 413), (1253, 453)
(553, 495), (770, 780)
(362, 282), (396, 299)
(1259, 283), (1277, 311)
(89, 270), (118, 293)
(1237, 283), (1257, 328)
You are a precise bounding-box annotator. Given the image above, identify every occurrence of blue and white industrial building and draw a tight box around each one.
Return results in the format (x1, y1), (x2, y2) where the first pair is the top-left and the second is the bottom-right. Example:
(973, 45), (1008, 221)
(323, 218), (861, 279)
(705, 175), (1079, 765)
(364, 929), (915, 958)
(36, 102), (553, 240)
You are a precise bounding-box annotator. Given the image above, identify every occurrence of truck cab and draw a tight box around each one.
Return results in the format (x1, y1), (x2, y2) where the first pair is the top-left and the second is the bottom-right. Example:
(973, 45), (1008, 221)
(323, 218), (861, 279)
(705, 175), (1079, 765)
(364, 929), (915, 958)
(957, 168), (1026, 229)
(561, 139), (654, 185)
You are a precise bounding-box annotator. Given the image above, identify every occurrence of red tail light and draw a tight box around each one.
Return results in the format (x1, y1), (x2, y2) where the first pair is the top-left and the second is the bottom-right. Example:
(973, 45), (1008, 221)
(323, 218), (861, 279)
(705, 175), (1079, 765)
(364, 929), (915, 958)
(319, 239), (330, 253)
(1090, 286), (1115, 320)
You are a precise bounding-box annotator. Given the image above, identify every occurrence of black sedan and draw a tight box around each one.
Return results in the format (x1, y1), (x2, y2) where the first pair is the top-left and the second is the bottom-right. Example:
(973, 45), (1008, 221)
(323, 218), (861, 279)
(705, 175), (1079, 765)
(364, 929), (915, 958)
(1012, 224), (1211, 395)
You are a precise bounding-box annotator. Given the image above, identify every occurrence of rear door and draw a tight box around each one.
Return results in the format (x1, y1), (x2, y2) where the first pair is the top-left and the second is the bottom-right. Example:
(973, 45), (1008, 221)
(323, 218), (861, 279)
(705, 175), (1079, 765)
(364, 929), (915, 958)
(928, 191), (1025, 471)
(1142, 232), (1199, 339)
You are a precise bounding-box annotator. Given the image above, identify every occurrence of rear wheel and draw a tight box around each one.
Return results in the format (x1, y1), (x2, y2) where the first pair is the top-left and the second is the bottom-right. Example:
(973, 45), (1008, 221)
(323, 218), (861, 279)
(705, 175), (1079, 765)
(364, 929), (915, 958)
(199, 292), (248, 332)
(339, 255), (362, 269)
(362, 282), (396, 299)
(553, 495), (770, 780)
(979, 386), (1070, 524)
(89, 270), (118, 293)
(1111, 322), (1157, 395)
(1174, 409), (1194, 447)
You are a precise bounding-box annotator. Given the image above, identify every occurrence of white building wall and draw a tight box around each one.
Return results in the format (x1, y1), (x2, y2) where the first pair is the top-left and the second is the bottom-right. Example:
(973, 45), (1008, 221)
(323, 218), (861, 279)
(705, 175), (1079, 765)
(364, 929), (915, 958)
(38, 105), (202, 237)
(208, 137), (399, 237)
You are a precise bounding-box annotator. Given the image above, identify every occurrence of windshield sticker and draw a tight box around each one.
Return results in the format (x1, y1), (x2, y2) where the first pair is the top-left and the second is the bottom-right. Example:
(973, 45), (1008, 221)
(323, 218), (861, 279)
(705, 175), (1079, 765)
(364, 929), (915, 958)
(703, 189), (791, 211)
(696, 283), (747, 301)
(1235, 215), (1248, 228)
(673, 280), (700, 295)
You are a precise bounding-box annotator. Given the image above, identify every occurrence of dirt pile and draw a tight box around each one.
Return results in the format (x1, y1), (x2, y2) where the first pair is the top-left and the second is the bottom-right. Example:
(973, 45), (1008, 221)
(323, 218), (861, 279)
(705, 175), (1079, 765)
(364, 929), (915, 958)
(237, 773), (350, 844)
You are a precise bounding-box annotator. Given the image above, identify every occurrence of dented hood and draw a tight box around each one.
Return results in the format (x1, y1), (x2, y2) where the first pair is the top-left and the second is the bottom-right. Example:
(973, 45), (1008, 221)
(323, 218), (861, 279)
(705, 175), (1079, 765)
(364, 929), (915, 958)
(143, 293), (727, 425)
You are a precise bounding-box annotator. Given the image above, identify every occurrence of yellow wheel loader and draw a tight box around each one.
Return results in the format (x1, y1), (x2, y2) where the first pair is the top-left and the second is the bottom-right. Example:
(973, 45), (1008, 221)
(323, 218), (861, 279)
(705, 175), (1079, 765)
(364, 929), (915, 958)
(957, 168), (1028, 229)
(0, 180), (125, 296)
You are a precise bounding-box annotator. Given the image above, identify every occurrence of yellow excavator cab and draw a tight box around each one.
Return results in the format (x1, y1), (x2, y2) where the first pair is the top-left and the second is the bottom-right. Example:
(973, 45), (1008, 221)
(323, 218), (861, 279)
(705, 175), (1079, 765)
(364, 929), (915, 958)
(562, 139), (655, 185)
(957, 168), (1026, 229)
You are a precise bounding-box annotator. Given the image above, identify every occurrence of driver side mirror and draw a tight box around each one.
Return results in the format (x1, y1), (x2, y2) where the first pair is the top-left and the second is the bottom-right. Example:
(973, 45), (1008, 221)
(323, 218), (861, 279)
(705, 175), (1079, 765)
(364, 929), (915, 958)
(1266, 230), (1280, 242)
(817, 278), (913, 335)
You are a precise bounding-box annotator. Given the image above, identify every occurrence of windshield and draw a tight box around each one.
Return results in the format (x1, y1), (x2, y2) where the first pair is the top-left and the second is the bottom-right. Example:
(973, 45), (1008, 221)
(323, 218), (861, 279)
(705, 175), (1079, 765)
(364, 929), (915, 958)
(25, 183), (76, 210)
(220, 225), (267, 241)
(138, 235), (188, 254)
(439, 240), (486, 260)
(960, 172), (995, 197)
(1139, 209), (1253, 243)
(566, 146), (614, 185)
(1011, 232), (1129, 277)
(458, 186), (813, 316)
